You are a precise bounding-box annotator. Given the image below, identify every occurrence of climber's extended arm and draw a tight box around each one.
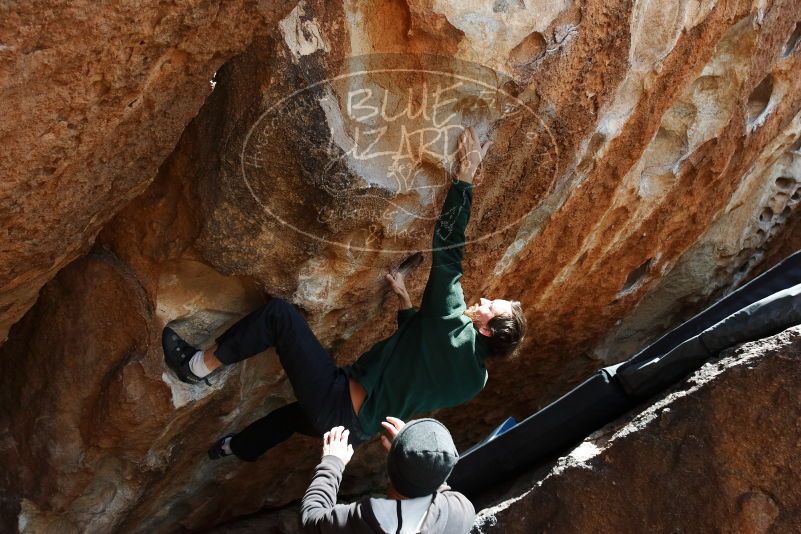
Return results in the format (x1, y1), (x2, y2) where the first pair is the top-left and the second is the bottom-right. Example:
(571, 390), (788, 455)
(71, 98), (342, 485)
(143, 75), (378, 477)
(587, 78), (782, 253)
(301, 428), (358, 532)
(419, 127), (491, 318)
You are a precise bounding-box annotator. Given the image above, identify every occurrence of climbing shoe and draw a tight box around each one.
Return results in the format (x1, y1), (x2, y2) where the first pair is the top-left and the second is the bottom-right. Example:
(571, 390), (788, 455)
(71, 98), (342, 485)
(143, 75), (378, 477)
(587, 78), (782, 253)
(162, 326), (206, 385)
(208, 434), (235, 460)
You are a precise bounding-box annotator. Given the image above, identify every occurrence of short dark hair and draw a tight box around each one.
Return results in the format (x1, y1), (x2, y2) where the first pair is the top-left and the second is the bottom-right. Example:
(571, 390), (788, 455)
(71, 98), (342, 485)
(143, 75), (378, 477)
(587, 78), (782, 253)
(481, 301), (526, 358)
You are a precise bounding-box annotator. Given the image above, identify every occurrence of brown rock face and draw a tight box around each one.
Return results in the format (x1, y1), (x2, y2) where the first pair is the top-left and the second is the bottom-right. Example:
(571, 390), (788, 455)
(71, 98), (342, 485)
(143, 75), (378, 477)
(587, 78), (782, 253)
(2, 0), (801, 532)
(471, 327), (801, 534)
(0, 0), (297, 343)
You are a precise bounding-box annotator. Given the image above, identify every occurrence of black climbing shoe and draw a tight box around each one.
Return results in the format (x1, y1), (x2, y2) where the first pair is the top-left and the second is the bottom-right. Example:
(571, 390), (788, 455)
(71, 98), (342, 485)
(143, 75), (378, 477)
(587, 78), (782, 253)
(162, 326), (205, 385)
(208, 434), (235, 460)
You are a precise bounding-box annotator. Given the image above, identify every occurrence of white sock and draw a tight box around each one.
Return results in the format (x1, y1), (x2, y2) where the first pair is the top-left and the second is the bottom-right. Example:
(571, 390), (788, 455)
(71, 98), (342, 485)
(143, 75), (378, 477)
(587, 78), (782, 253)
(188, 350), (211, 378)
(221, 436), (233, 455)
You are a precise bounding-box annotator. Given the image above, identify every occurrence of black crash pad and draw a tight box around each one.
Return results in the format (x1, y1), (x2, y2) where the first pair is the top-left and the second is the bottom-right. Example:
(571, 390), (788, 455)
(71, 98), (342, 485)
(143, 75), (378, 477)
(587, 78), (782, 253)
(448, 369), (630, 496)
(615, 282), (801, 397)
(613, 249), (801, 379)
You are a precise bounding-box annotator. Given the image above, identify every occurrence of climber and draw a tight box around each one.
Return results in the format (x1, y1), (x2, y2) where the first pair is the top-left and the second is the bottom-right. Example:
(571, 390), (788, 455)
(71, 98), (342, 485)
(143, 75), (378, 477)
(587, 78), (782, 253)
(161, 126), (527, 461)
(301, 418), (475, 533)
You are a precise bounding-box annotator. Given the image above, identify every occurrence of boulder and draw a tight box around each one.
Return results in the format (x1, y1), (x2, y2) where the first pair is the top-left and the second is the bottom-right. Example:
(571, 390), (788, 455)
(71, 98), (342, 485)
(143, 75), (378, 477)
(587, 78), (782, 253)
(2, 0), (801, 532)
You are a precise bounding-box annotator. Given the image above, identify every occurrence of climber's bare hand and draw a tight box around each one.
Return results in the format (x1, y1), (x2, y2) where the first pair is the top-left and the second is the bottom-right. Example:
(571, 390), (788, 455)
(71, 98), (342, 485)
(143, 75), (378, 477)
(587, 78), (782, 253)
(323, 426), (354, 466)
(380, 417), (406, 451)
(456, 126), (492, 184)
(385, 272), (408, 296)
(385, 272), (412, 309)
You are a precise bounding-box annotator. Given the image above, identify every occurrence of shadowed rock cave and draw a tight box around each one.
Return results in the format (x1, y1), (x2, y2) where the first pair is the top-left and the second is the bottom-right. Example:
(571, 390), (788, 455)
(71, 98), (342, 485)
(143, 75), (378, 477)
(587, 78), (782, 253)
(2, 1), (801, 533)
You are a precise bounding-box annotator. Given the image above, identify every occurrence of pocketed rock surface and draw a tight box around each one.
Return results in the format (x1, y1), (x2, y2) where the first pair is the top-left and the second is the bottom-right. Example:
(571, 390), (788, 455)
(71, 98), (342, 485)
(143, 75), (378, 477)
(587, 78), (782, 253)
(2, 0), (801, 532)
(471, 326), (801, 534)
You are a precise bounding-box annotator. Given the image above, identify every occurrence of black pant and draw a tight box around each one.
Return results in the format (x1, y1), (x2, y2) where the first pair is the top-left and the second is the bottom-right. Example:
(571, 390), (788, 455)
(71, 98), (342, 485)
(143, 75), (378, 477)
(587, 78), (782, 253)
(215, 298), (369, 461)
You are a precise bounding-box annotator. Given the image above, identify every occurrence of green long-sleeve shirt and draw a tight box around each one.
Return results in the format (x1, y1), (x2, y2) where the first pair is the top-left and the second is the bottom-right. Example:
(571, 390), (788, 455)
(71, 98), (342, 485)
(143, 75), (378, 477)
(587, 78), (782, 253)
(343, 180), (490, 437)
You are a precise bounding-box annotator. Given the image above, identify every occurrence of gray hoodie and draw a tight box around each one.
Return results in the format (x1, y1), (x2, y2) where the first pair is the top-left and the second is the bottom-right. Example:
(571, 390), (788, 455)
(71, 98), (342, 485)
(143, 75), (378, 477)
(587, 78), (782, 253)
(301, 456), (476, 534)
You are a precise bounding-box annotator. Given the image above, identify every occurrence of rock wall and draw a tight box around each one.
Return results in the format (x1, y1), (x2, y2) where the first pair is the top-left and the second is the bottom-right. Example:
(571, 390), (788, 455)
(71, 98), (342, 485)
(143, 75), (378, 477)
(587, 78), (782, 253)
(0, 0), (297, 343)
(472, 326), (801, 533)
(2, 0), (801, 532)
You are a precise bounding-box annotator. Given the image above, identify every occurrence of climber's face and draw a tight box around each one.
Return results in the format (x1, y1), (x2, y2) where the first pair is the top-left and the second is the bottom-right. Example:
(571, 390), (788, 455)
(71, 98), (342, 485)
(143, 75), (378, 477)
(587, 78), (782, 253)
(465, 297), (513, 336)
